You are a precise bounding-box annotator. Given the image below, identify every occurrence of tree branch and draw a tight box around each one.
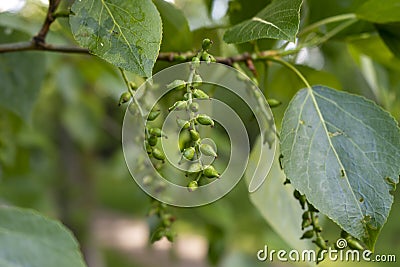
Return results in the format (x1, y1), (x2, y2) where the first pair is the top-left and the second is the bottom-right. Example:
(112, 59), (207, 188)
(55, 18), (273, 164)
(33, 0), (62, 44)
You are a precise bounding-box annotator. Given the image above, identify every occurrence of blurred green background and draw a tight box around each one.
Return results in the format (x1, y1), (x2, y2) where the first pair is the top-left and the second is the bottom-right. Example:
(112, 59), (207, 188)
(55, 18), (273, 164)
(0, 0), (399, 266)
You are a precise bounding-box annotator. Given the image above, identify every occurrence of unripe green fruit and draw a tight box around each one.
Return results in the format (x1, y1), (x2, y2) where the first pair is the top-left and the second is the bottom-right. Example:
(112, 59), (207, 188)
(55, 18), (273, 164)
(302, 211), (311, 220)
(200, 144), (217, 157)
(187, 180), (198, 192)
(193, 89), (209, 99)
(188, 162), (202, 173)
(293, 190), (302, 200)
(165, 230), (175, 242)
(149, 128), (165, 138)
(301, 219), (312, 230)
(192, 74), (202, 87)
(177, 118), (190, 129)
(169, 100), (187, 111)
(183, 147), (196, 160)
(300, 230), (314, 239)
(189, 102), (199, 112)
(152, 148), (165, 161)
(148, 135), (158, 146)
(167, 79), (186, 90)
(299, 195), (307, 209)
(267, 98), (282, 108)
(202, 38), (212, 50)
(203, 165), (219, 178)
(147, 110), (161, 121)
(150, 228), (165, 243)
(347, 239), (364, 250)
(119, 91), (131, 106)
(189, 129), (200, 141)
(196, 114), (214, 127)
(314, 236), (327, 250)
(129, 81), (137, 90)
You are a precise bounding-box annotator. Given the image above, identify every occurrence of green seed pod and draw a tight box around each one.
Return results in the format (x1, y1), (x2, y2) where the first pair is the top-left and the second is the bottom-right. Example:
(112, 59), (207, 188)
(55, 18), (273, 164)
(165, 230), (175, 242)
(187, 162), (202, 173)
(169, 100), (187, 111)
(148, 135), (158, 147)
(202, 38), (212, 51)
(187, 180), (198, 192)
(301, 219), (312, 230)
(299, 195), (307, 209)
(167, 79), (186, 90)
(149, 128), (165, 138)
(300, 230), (314, 239)
(183, 147), (196, 160)
(189, 129), (200, 141)
(189, 102), (199, 112)
(192, 74), (202, 87)
(150, 228), (165, 243)
(196, 114), (214, 127)
(147, 110), (161, 121)
(347, 239), (364, 250)
(118, 92), (132, 106)
(145, 141), (153, 153)
(203, 165), (219, 178)
(193, 89), (209, 99)
(314, 236), (327, 250)
(293, 190), (302, 200)
(200, 143), (217, 157)
(129, 81), (137, 90)
(267, 98), (282, 108)
(152, 148), (165, 161)
(177, 118), (190, 129)
(315, 226), (323, 232)
(302, 211), (311, 220)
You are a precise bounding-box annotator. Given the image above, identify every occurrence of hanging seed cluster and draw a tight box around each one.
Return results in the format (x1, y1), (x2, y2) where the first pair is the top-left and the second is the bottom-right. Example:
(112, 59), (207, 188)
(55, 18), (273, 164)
(167, 39), (219, 192)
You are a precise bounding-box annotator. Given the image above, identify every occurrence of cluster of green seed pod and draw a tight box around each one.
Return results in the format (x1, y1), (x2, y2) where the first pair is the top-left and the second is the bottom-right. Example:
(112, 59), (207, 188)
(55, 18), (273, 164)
(148, 199), (176, 243)
(293, 189), (328, 263)
(166, 39), (220, 192)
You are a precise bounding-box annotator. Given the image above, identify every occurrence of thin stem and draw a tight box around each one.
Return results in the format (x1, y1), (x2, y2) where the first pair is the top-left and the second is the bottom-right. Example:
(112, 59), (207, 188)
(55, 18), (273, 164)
(119, 68), (144, 116)
(299, 13), (357, 36)
(268, 57), (312, 90)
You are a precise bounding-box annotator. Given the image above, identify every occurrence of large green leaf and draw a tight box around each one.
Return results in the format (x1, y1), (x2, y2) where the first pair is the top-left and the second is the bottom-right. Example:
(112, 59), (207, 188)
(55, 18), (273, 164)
(223, 0), (302, 44)
(153, 0), (193, 52)
(356, 0), (400, 23)
(0, 206), (87, 267)
(245, 139), (311, 251)
(0, 27), (45, 121)
(280, 86), (400, 250)
(69, 0), (162, 77)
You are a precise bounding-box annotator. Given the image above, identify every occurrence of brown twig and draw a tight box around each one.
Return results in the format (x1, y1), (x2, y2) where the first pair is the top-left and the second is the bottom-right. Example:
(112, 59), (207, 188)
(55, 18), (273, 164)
(33, 0), (62, 44)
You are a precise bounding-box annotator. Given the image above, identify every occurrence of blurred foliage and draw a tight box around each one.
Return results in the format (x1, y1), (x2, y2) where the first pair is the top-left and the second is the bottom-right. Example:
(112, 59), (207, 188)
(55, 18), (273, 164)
(0, 0), (400, 266)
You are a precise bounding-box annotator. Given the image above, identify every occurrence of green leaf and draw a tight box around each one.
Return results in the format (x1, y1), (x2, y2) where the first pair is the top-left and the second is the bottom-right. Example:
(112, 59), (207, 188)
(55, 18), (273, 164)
(376, 22), (400, 58)
(153, 0), (193, 51)
(0, 27), (45, 121)
(245, 138), (311, 251)
(223, 0), (302, 44)
(0, 206), (87, 267)
(69, 0), (162, 77)
(356, 0), (400, 23)
(280, 86), (400, 250)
